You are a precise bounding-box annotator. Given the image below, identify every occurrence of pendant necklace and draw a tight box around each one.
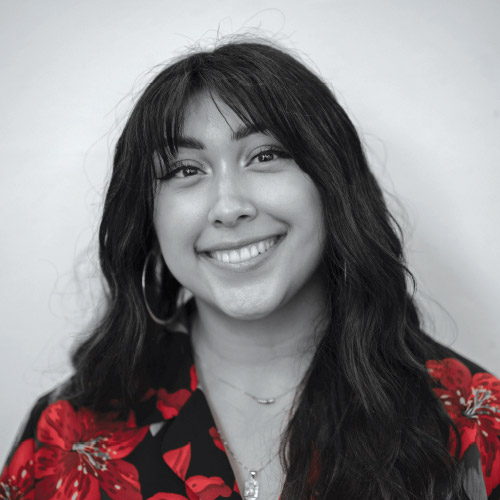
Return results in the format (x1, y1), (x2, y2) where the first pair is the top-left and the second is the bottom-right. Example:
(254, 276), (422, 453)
(217, 429), (278, 500)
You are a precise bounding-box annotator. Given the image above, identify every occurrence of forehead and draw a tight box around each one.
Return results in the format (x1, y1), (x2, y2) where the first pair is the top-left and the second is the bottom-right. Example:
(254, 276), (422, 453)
(177, 92), (270, 149)
(182, 92), (243, 138)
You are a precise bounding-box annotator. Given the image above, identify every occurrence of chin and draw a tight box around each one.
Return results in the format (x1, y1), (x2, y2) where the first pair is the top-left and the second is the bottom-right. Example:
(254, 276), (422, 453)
(216, 293), (281, 321)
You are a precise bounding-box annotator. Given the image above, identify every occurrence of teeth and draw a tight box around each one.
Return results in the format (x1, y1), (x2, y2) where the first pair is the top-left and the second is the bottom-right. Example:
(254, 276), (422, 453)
(240, 247), (251, 260)
(210, 236), (280, 264)
(229, 250), (240, 263)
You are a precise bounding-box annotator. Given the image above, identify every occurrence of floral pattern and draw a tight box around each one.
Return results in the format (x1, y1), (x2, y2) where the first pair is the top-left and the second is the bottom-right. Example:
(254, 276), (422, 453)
(185, 476), (232, 500)
(156, 364), (198, 420)
(209, 427), (225, 453)
(427, 358), (500, 495)
(0, 439), (35, 499)
(34, 400), (148, 500)
(163, 444), (192, 480)
(157, 389), (193, 420)
(2, 330), (499, 500)
(146, 474), (233, 500)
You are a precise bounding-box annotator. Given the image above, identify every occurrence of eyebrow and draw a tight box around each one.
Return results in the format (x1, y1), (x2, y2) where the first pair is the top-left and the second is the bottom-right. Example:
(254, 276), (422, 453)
(176, 124), (264, 150)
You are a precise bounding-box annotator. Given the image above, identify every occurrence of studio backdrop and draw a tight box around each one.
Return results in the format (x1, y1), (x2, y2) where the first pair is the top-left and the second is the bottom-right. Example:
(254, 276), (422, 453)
(1, 0), (499, 463)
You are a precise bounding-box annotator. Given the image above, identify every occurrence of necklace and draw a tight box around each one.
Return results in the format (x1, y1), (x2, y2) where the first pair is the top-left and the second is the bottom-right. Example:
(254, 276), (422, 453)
(195, 356), (299, 405)
(212, 374), (297, 405)
(217, 429), (278, 500)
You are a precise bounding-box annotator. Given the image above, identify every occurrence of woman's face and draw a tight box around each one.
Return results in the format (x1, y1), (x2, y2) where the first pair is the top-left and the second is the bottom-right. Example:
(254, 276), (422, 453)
(154, 92), (325, 320)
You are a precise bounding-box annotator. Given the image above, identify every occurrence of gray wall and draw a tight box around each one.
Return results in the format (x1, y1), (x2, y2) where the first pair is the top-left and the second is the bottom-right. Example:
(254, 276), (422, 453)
(1, 0), (499, 462)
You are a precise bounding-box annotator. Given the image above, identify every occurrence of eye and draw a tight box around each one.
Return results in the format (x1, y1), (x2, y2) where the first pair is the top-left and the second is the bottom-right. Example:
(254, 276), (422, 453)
(251, 147), (292, 164)
(158, 163), (202, 180)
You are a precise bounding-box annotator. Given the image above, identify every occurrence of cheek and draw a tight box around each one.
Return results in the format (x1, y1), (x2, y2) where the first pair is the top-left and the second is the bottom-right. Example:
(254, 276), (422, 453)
(261, 174), (323, 232)
(284, 182), (325, 260)
(153, 192), (201, 260)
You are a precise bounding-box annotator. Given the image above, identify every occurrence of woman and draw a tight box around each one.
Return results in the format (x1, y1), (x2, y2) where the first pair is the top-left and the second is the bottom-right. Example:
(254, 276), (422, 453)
(1, 39), (499, 500)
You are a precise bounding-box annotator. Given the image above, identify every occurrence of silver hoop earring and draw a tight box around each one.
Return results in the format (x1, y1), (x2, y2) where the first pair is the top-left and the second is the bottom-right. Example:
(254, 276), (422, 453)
(142, 250), (177, 326)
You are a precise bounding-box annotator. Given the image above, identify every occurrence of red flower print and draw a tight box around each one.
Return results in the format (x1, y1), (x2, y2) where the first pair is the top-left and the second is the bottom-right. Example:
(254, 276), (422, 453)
(427, 358), (500, 494)
(163, 444), (191, 481)
(233, 479), (240, 494)
(155, 364), (197, 421)
(162, 447), (231, 500)
(34, 400), (148, 500)
(156, 389), (192, 420)
(208, 427), (225, 453)
(185, 476), (232, 500)
(190, 365), (198, 392)
(147, 494), (188, 500)
(0, 438), (35, 499)
(141, 387), (157, 402)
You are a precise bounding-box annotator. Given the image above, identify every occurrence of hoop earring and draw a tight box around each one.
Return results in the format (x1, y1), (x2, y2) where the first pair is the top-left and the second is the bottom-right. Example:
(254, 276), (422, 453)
(142, 250), (177, 326)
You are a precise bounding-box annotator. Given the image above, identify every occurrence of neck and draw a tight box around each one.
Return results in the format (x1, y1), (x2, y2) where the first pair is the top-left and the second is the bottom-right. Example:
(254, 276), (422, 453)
(190, 272), (327, 390)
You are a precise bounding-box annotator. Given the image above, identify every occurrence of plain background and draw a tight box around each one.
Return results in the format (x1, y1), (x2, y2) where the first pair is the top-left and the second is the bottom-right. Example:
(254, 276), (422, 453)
(1, 0), (499, 463)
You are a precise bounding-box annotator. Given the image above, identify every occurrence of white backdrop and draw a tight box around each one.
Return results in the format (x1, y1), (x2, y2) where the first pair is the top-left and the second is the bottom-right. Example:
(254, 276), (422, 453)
(1, 0), (499, 463)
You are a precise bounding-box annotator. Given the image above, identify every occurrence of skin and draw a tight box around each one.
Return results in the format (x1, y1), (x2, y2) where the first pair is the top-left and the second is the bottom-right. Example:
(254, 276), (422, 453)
(153, 91), (327, 497)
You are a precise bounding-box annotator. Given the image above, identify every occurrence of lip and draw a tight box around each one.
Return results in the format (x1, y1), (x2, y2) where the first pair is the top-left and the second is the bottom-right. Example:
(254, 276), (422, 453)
(199, 234), (286, 272)
(197, 233), (286, 253)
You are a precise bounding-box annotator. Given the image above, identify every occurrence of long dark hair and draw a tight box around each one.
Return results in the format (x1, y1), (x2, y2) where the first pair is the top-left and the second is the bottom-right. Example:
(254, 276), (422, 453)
(69, 39), (464, 499)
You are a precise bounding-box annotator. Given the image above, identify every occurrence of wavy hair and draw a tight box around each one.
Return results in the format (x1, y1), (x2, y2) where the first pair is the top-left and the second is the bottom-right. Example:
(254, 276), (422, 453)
(69, 39), (464, 499)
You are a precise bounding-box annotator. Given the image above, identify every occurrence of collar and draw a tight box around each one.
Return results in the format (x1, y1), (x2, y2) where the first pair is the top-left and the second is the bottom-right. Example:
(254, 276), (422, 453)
(134, 320), (241, 499)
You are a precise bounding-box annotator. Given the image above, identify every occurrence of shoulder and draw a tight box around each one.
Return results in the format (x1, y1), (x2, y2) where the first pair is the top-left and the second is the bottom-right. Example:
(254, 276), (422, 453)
(425, 341), (495, 375)
(1, 390), (53, 499)
(1, 386), (149, 500)
(424, 344), (500, 499)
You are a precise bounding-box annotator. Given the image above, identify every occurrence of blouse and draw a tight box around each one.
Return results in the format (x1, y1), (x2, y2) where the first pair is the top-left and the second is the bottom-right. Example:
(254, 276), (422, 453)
(1, 329), (499, 500)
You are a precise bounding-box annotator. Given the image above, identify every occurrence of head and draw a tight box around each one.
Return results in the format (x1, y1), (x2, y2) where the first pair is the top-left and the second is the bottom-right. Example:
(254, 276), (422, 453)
(101, 39), (401, 326)
(153, 91), (326, 321)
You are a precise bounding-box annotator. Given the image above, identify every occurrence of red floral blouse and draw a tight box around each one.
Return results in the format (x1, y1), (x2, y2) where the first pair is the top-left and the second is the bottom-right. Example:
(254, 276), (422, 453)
(1, 331), (499, 500)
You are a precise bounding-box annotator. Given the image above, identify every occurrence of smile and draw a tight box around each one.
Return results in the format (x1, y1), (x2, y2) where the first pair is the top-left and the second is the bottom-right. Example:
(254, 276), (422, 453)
(207, 236), (282, 264)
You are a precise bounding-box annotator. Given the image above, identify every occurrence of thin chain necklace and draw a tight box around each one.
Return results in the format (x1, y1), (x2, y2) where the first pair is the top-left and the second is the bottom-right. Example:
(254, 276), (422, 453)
(213, 373), (297, 405)
(217, 429), (279, 500)
(195, 356), (299, 405)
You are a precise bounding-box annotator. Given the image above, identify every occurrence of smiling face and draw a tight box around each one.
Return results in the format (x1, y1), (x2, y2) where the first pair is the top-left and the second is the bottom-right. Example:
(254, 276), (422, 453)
(153, 92), (325, 321)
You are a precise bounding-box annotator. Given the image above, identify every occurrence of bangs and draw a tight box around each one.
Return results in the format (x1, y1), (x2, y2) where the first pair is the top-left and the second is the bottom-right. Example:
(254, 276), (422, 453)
(148, 86), (286, 180)
(136, 46), (322, 180)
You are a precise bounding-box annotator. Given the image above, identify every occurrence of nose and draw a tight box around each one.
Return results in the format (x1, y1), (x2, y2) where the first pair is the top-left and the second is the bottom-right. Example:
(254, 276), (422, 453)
(207, 171), (257, 227)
